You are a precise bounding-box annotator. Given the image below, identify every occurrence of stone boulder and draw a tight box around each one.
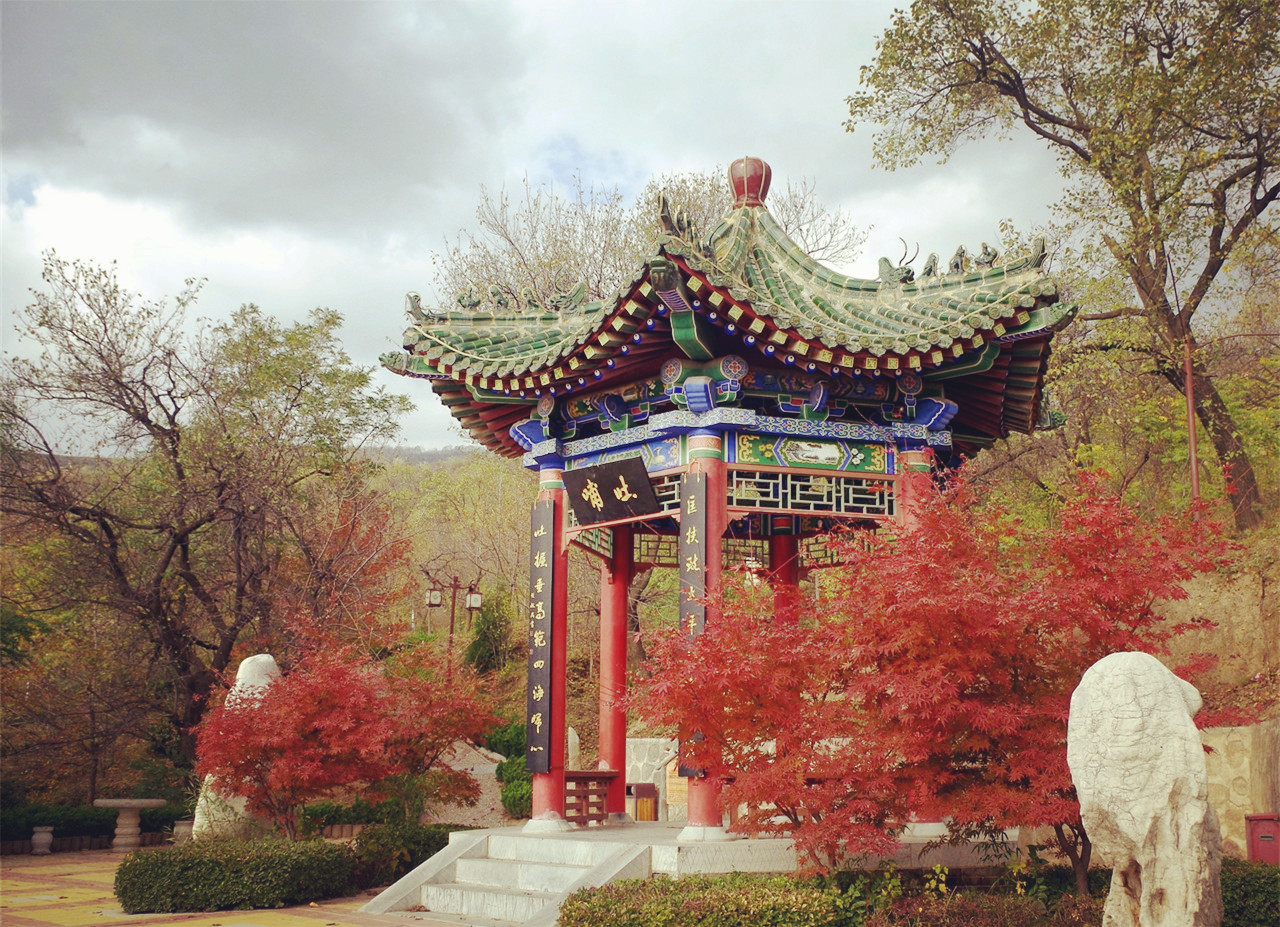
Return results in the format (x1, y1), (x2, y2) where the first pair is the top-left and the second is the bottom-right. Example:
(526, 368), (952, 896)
(192, 653), (282, 839)
(1067, 651), (1222, 927)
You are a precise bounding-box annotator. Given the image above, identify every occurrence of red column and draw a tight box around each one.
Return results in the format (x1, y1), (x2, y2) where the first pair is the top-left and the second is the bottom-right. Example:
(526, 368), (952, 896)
(530, 468), (569, 823)
(896, 448), (934, 531)
(599, 523), (632, 816)
(769, 527), (799, 624)
(686, 433), (726, 832)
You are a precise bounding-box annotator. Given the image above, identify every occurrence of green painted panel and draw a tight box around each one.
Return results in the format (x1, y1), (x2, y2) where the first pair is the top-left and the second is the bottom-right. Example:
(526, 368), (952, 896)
(735, 434), (888, 473)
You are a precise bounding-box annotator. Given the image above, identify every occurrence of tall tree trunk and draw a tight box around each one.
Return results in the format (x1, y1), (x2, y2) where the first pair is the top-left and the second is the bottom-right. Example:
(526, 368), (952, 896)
(1160, 358), (1264, 531)
(626, 568), (652, 669)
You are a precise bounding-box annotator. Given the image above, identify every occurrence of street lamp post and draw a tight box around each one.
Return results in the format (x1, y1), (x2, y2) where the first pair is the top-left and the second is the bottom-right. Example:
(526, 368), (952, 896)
(424, 572), (483, 652)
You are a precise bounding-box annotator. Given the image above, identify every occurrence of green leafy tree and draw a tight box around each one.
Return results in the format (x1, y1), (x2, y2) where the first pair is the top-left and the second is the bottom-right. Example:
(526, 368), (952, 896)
(0, 601), (46, 667)
(465, 588), (517, 674)
(1, 253), (411, 765)
(847, 0), (1280, 530)
(0, 600), (155, 803)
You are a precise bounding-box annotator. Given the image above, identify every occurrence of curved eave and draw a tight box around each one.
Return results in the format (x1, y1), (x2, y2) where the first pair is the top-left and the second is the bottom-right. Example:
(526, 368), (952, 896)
(381, 201), (1075, 455)
(660, 205), (1070, 378)
(384, 267), (679, 401)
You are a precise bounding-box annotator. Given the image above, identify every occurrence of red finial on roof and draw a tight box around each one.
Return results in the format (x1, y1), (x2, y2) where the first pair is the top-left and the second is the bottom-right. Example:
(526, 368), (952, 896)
(729, 157), (771, 208)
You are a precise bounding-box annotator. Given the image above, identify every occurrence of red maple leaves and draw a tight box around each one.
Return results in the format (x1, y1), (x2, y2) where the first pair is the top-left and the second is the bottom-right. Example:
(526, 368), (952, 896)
(195, 646), (496, 838)
(633, 469), (1227, 873)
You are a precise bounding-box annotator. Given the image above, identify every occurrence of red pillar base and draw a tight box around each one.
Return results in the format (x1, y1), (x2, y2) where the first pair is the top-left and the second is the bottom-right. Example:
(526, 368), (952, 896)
(526, 772), (573, 832)
(679, 776), (733, 840)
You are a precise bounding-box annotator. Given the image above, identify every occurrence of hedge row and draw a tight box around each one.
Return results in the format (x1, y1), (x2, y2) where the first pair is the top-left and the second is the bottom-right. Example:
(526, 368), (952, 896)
(561, 863), (1278, 927)
(298, 798), (397, 835)
(113, 822), (476, 913)
(0, 803), (188, 840)
(350, 822), (472, 888)
(1220, 857), (1280, 927)
(864, 893), (1105, 927)
(560, 874), (851, 927)
(115, 838), (353, 913)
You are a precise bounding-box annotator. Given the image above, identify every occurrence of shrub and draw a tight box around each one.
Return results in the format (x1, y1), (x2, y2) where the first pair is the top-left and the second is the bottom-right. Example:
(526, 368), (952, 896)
(560, 873), (847, 927)
(867, 893), (1048, 927)
(482, 720), (525, 759)
(1047, 893), (1106, 927)
(500, 779), (532, 819)
(863, 891), (1110, 927)
(139, 803), (191, 834)
(113, 838), (353, 913)
(350, 822), (475, 889)
(1222, 857), (1279, 927)
(299, 796), (403, 836)
(0, 804), (117, 839)
(299, 800), (343, 836)
(495, 754), (529, 785)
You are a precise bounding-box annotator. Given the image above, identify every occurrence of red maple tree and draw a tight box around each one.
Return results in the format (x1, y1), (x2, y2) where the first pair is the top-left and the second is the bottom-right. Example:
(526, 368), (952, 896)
(195, 646), (496, 839)
(633, 470), (1227, 891)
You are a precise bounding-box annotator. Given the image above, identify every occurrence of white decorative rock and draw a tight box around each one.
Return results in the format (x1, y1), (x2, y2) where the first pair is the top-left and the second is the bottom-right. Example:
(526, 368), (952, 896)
(1067, 652), (1223, 927)
(225, 653), (282, 707)
(567, 726), (581, 770)
(192, 653), (282, 839)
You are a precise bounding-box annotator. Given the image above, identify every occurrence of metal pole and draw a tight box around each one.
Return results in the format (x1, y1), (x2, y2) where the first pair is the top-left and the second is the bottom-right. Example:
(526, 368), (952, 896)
(449, 576), (460, 652)
(1183, 335), (1201, 503)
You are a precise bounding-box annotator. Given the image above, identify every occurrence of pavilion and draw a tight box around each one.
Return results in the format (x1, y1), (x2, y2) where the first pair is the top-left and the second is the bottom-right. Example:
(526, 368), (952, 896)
(382, 156), (1076, 837)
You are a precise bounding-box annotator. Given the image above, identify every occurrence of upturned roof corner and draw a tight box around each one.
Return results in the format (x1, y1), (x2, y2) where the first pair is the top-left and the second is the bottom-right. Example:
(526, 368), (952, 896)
(385, 157), (1077, 458)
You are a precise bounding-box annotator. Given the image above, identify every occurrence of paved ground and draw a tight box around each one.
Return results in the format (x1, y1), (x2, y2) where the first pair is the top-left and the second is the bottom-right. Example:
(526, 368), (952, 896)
(0, 848), (482, 927)
(0, 746), (514, 927)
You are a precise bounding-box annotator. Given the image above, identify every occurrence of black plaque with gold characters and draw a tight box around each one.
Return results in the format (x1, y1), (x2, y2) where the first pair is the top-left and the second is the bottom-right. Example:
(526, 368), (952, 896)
(677, 471), (708, 635)
(562, 457), (661, 526)
(525, 499), (556, 773)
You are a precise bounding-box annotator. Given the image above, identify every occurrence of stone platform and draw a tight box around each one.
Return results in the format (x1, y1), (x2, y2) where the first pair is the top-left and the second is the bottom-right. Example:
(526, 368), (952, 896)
(361, 823), (797, 927)
(361, 821), (1022, 927)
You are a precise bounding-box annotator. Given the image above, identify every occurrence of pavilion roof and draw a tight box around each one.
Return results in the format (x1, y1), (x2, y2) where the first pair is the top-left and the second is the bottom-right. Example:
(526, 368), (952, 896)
(383, 158), (1076, 458)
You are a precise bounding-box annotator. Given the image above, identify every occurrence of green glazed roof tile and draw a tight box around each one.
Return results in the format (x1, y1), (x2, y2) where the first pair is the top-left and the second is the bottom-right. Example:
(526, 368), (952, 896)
(384, 160), (1077, 456)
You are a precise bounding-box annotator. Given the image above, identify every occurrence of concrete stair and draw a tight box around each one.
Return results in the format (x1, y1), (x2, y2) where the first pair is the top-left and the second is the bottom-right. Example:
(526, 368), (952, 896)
(361, 829), (651, 927)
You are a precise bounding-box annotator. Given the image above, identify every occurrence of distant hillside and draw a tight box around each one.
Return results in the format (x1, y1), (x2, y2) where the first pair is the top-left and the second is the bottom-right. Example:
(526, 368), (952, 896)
(363, 445), (488, 467)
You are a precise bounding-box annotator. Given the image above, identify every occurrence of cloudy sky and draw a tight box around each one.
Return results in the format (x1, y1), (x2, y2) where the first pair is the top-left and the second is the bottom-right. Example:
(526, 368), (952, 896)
(2, 0), (1065, 450)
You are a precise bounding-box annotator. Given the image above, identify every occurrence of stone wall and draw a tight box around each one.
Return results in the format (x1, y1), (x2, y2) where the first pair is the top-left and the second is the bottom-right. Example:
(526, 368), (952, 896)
(625, 737), (680, 821)
(1161, 565), (1279, 689)
(1203, 718), (1280, 858)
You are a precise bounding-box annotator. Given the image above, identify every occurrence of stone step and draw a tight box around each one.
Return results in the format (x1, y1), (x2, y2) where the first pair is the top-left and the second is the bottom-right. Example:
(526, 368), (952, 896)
(485, 833), (626, 867)
(421, 881), (556, 923)
(455, 856), (593, 893)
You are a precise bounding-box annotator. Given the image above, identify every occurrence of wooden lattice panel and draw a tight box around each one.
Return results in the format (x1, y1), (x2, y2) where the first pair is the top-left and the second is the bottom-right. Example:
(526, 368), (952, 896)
(727, 468), (895, 519)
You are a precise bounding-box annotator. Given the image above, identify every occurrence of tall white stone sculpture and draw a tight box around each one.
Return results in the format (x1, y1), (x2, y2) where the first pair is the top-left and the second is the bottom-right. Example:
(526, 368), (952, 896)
(191, 653), (282, 839)
(1067, 651), (1223, 927)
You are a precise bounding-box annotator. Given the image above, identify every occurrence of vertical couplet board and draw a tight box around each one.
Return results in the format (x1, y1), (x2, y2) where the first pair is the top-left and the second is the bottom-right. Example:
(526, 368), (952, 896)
(678, 471), (708, 635)
(677, 471), (709, 777)
(526, 498), (555, 773)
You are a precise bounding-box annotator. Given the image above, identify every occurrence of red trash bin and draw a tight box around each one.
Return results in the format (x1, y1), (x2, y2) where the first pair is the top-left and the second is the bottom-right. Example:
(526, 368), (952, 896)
(1245, 813), (1279, 864)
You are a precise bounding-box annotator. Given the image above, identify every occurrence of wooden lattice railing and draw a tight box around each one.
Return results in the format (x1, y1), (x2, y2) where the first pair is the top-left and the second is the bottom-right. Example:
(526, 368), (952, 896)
(563, 770), (619, 825)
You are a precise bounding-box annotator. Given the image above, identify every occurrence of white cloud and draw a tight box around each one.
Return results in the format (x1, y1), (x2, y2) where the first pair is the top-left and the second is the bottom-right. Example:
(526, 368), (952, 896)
(2, 0), (1069, 451)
